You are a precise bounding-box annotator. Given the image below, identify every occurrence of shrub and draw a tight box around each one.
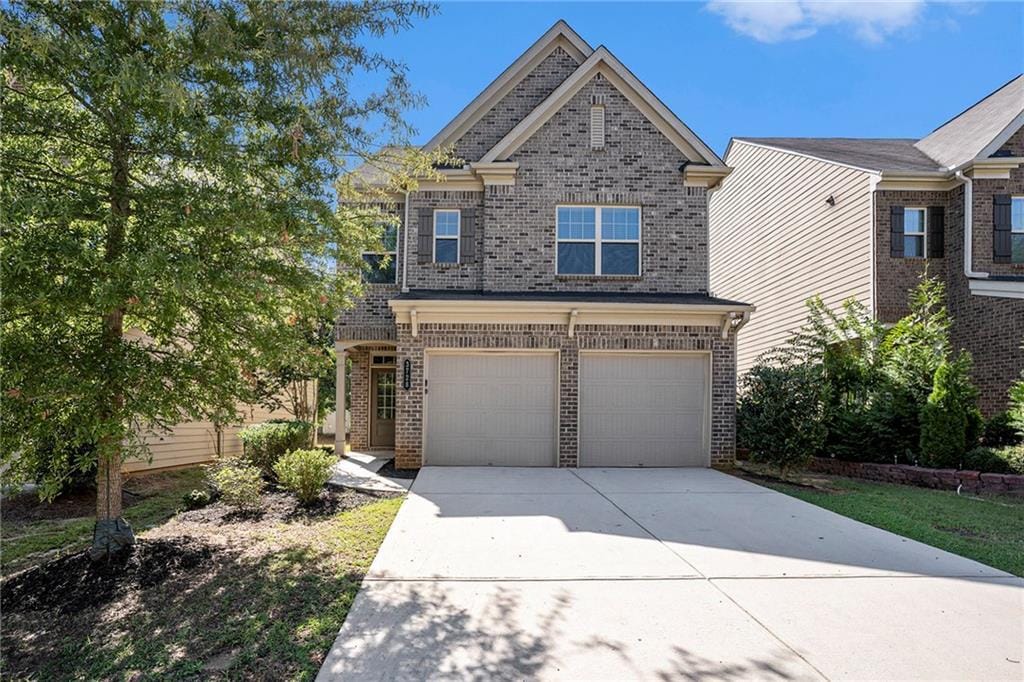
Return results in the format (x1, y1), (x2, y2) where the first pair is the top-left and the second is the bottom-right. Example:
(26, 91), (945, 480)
(1009, 378), (1024, 437)
(737, 363), (826, 473)
(209, 460), (264, 510)
(919, 353), (979, 468)
(962, 445), (1024, 475)
(237, 420), (312, 477)
(982, 412), (1020, 447)
(273, 448), (335, 505)
(182, 488), (212, 510)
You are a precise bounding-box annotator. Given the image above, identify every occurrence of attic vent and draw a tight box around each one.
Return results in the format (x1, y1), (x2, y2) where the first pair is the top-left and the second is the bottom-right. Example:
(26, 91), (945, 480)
(590, 105), (605, 149)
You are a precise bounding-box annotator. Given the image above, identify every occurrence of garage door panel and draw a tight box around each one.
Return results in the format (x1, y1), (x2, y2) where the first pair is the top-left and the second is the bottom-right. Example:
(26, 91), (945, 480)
(426, 353), (557, 466)
(581, 354), (708, 467)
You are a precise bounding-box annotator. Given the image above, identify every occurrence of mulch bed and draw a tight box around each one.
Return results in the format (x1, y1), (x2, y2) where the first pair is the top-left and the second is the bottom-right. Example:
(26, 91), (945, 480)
(377, 459), (418, 480)
(179, 487), (397, 525)
(2, 538), (213, 615)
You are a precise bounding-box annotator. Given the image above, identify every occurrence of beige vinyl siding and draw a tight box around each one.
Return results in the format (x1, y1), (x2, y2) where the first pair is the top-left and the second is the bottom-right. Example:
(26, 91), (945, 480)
(124, 402), (297, 473)
(709, 141), (875, 376)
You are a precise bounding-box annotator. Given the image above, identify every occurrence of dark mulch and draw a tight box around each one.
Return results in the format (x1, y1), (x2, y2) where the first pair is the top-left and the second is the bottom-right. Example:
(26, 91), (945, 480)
(179, 487), (398, 525)
(1, 538), (213, 615)
(377, 459), (418, 480)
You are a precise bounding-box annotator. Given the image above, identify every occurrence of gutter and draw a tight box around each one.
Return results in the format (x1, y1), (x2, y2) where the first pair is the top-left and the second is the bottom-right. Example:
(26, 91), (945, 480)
(954, 170), (989, 280)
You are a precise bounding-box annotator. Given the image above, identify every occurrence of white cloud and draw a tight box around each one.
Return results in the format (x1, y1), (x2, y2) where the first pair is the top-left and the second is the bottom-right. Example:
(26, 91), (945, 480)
(707, 0), (928, 44)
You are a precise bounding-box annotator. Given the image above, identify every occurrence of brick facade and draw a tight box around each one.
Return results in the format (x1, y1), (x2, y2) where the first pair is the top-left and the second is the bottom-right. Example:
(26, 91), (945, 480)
(393, 323), (737, 469)
(871, 133), (1024, 414)
(336, 32), (740, 469)
(873, 189), (949, 322)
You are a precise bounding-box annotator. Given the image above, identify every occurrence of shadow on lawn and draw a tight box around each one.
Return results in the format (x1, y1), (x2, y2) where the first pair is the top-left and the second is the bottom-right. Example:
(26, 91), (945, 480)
(2, 540), (366, 680)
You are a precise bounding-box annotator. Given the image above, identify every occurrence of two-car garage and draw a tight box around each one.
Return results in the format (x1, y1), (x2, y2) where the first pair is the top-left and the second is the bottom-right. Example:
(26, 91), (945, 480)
(423, 351), (710, 467)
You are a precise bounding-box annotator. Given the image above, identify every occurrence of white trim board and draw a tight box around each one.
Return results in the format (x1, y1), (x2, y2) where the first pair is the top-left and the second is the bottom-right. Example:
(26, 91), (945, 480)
(481, 46), (724, 166)
(423, 21), (593, 153)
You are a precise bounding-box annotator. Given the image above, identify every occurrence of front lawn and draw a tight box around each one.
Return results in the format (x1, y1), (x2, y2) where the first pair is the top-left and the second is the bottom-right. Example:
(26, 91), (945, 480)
(738, 463), (1024, 577)
(1, 472), (403, 679)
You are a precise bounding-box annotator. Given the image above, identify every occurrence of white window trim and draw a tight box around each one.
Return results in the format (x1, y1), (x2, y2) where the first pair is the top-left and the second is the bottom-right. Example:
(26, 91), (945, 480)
(361, 224), (399, 284)
(1012, 196), (1024, 233)
(555, 205), (642, 276)
(903, 206), (927, 258)
(433, 209), (461, 264)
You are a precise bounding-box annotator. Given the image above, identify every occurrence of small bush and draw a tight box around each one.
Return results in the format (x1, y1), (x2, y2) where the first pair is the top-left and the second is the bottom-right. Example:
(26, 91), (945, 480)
(962, 445), (1024, 475)
(919, 353), (978, 469)
(182, 488), (212, 510)
(209, 460), (264, 510)
(982, 412), (1022, 447)
(237, 420), (312, 477)
(737, 363), (826, 473)
(1009, 379), (1024, 436)
(273, 448), (335, 505)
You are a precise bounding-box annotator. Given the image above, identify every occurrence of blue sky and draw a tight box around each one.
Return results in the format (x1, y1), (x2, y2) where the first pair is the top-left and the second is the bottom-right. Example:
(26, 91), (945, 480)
(371, 1), (1023, 156)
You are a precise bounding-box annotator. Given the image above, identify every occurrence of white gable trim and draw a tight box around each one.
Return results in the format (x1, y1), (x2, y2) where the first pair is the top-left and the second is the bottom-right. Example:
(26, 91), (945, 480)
(423, 21), (593, 153)
(480, 47), (724, 166)
(973, 111), (1024, 166)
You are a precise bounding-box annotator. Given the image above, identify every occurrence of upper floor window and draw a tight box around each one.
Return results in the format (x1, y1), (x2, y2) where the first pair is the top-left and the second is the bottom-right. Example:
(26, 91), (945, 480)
(557, 206), (641, 276)
(1012, 197), (1024, 263)
(433, 209), (460, 264)
(903, 208), (926, 258)
(362, 224), (397, 284)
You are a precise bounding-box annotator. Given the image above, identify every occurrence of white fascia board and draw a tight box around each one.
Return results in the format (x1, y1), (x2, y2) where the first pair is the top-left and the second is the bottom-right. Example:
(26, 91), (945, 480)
(969, 279), (1024, 299)
(422, 21), (593, 153)
(975, 111), (1024, 162)
(481, 46), (724, 166)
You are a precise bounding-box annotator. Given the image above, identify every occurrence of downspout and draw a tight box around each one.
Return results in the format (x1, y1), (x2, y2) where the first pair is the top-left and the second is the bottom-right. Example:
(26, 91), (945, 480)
(955, 170), (989, 280)
(401, 190), (411, 292)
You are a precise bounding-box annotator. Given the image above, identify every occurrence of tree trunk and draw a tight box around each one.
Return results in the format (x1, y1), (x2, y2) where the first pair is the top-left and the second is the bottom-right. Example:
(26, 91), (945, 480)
(90, 136), (135, 560)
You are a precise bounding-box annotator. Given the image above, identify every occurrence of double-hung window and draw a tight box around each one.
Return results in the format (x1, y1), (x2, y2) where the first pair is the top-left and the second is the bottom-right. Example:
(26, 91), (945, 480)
(433, 209), (460, 264)
(1012, 197), (1024, 263)
(556, 206), (640, 275)
(903, 208), (926, 258)
(362, 224), (398, 283)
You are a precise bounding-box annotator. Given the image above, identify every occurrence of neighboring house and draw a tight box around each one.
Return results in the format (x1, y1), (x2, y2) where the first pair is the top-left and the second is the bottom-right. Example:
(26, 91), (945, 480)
(709, 75), (1024, 415)
(334, 21), (753, 469)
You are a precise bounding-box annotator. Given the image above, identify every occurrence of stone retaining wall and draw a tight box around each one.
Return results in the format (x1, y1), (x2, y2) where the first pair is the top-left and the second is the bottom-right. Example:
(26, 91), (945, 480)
(807, 457), (1024, 495)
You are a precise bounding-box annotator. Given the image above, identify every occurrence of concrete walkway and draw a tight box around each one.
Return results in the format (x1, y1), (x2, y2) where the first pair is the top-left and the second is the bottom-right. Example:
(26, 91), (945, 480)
(319, 467), (1023, 681)
(327, 450), (412, 493)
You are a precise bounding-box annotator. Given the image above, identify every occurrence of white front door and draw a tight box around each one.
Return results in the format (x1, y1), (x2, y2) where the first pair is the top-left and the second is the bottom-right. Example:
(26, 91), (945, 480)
(425, 352), (558, 466)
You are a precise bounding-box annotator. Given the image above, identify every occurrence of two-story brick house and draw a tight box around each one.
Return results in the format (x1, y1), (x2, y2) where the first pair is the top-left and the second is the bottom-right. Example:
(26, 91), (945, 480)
(334, 21), (753, 469)
(709, 75), (1024, 415)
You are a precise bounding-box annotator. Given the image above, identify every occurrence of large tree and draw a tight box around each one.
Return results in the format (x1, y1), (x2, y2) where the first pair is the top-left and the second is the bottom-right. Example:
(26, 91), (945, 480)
(1, 0), (444, 558)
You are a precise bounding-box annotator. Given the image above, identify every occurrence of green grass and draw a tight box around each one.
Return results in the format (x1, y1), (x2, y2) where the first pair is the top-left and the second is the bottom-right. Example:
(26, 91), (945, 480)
(746, 468), (1024, 577)
(3, 492), (404, 680)
(2, 468), (206, 573)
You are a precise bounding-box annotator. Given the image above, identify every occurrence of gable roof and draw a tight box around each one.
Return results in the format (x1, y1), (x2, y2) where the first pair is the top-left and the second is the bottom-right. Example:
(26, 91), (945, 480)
(479, 46), (724, 166)
(732, 137), (944, 173)
(423, 21), (593, 153)
(915, 74), (1024, 169)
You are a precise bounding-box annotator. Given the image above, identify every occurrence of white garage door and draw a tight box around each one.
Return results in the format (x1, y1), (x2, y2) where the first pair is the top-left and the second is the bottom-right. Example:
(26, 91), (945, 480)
(425, 353), (557, 466)
(580, 353), (708, 467)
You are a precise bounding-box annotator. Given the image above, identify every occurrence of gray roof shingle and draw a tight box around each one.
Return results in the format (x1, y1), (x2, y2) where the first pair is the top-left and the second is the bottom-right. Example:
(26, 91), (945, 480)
(735, 137), (944, 173)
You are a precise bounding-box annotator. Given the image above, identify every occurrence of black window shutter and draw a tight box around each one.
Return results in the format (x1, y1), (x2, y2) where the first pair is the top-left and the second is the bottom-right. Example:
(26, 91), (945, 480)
(890, 205), (905, 258)
(993, 194), (1012, 263)
(417, 208), (433, 264)
(927, 206), (944, 258)
(460, 208), (476, 262)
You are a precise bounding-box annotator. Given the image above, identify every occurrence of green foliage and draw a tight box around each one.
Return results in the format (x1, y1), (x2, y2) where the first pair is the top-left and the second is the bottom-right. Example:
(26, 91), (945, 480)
(1009, 377), (1024, 437)
(0, 1), (450, 509)
(919, 353), (979, 468)
(238, 420), (312, 477)
(984, 412), (1023, 447)
(273, 448), (336, 505)
(210, 460), (264, 510)
(181, 488), (212, 511)
(962, 445), (1024, 475)
(737, 363), (826, 472)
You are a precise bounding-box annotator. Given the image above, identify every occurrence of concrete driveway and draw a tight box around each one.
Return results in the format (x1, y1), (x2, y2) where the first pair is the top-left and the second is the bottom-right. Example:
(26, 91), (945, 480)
(319, 468), (1023, 681)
